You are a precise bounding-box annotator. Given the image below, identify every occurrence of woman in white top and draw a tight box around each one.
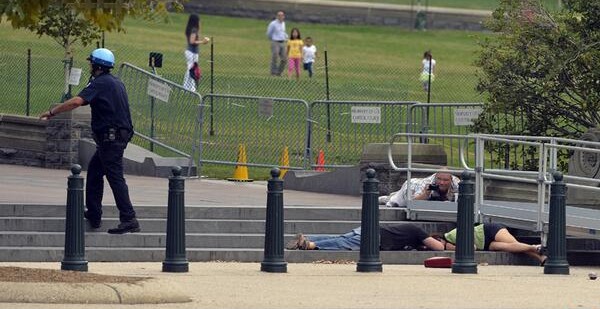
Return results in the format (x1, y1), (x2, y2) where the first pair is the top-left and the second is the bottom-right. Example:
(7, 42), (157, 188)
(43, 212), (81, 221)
(183, 14), (210, 92)
(420, 50), (436, 92)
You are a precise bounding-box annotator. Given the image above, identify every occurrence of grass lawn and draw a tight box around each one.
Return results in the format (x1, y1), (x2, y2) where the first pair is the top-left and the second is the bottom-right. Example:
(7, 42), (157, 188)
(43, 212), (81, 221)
(0, 13), (491, 179)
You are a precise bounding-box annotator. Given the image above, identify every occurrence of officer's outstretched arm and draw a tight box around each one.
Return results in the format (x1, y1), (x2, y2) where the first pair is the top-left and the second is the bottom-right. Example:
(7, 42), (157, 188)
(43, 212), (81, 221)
(40, 96), (85, 120)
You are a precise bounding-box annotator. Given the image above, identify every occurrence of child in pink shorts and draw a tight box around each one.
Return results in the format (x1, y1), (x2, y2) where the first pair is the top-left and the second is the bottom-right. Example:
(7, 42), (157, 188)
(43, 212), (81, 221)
(286, 28), (303, 80)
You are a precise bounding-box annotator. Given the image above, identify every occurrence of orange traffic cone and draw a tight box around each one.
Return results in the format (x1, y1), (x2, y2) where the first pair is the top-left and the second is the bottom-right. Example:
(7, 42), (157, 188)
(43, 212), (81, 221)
(315, 149), (325, 172)
(279, 146), (289, 178)
(227, 144), (254, 182)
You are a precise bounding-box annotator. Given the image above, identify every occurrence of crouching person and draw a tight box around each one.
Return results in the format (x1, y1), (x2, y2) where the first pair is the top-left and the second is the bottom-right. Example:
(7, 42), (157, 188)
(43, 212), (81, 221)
(379, 170), (460, 207)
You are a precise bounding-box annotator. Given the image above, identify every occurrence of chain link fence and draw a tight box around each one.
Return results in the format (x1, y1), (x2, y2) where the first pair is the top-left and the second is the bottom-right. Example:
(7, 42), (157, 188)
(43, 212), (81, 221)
(1, 15), (484, 117)
(116, 63), (202, 168)
(0, 14), (496, 176)
(199, 94), (310, 171)
(309, 101), (417, 167)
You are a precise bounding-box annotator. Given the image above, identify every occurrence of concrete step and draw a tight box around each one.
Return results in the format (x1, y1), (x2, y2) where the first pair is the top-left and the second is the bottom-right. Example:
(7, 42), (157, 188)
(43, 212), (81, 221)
(0, 204), (407, 221)
(0, 217), (452, 234)
(0, 246), (544, 265)
(0, 232), (310, 248)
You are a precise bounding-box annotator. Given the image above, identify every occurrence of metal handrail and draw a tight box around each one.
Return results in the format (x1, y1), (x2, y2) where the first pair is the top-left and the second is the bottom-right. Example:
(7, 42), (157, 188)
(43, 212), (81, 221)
(387, 131), (600, 238)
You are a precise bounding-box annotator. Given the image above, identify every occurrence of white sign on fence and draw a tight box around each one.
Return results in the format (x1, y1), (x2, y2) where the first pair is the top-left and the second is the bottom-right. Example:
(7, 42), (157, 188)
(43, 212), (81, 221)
(147, 78), (171, 102)
(68, 68), (82, 85)
(258, 98), (274, 117)
(351, 106), (381, 124)
(454, 108), (482, 126)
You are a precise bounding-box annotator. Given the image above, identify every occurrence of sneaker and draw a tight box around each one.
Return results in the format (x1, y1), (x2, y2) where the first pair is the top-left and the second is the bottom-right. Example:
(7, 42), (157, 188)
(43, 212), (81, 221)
(107, 218), (140, 234)
(84, 211), (101, 229)
(286, 233), (304, 250)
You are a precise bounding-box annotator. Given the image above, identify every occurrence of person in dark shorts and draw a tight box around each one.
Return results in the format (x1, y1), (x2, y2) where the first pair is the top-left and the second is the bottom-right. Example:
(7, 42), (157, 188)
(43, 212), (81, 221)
(286, 223), (445, 251)
(442, 223), (547, 265)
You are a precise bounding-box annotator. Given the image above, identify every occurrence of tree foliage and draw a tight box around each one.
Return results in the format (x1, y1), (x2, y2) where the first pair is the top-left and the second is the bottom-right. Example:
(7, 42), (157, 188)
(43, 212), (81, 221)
(474, 0), (600, 138)
(1, 1), (183, 97)
(31, 4), (102, 58)
(0, 1), (183, 32)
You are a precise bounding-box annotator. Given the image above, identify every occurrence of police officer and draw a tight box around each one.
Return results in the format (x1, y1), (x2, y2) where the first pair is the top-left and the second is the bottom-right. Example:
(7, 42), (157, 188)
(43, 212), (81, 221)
(40, 48), (140, 234)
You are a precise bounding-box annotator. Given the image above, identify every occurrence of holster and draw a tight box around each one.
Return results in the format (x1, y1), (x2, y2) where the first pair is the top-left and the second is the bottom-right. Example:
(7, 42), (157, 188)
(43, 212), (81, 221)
(93, 128), (133, 144)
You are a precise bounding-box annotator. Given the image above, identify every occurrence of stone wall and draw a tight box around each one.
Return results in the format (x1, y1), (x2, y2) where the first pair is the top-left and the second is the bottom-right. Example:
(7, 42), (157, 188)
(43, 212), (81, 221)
(185, 0), (489, 30)
(0, 114), (47, 167)
(0, 107), (91, 169)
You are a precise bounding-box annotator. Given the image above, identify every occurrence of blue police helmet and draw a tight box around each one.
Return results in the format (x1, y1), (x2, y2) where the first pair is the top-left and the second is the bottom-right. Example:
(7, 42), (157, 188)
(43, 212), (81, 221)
(88, 48), (115, 68)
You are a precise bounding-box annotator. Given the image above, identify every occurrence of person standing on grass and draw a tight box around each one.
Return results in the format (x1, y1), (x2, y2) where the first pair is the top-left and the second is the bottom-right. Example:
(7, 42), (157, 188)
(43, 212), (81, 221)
(287, 28), (303, 80)
(302, 36), (317, 78)
(183, 14), (210, 92)
(266, 11), (287, 76)
(420, 50), (436, 92)
(39, 48), (140, 234)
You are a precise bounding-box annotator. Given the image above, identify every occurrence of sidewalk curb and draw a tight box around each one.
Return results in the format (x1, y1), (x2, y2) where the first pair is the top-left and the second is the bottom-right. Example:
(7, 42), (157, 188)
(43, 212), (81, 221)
(0, 279), (191, 304)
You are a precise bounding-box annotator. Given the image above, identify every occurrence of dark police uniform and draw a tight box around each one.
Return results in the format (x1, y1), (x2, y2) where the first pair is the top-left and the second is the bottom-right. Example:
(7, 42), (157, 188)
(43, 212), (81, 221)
(78, 72), (136, 223)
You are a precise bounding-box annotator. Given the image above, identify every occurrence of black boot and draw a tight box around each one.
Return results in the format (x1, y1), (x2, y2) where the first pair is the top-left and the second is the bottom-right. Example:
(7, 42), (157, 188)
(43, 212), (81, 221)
(107, 218), (140, 234)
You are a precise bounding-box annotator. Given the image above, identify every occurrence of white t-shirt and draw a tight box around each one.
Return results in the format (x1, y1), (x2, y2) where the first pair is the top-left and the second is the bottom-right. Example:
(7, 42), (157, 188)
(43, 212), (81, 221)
(302, 45), (317, 64)
(422, 58), (436, 74)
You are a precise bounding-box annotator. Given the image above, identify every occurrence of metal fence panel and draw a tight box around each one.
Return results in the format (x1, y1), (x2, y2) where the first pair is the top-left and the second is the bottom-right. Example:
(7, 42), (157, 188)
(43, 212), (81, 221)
(116, 63), (202, 170)
(309, 101), (417, 167)
(407, 103), (483, 168)
(199, 94), (309, 169)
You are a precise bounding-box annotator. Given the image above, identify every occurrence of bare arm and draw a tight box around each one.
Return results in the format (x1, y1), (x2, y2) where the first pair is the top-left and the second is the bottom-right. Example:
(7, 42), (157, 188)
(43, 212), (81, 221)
(189, 33), (210, 45)
(422, 237), (444, 251)
(39, 96), (85, 120)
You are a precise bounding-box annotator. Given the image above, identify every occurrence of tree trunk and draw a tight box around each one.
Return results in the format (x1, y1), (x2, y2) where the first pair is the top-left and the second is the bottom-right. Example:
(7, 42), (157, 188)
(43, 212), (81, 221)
(63, 44), (73, 100)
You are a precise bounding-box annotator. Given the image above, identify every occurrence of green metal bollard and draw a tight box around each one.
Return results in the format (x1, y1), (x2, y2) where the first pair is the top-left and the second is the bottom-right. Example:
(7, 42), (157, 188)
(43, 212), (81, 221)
(261, 168), (287, 273)
(61, 164), (88, 272)
(357, 168), (382, 272)
(544, 172), (570, 275)
(163, 166), (189, 272)
(452, 170), (477, 274)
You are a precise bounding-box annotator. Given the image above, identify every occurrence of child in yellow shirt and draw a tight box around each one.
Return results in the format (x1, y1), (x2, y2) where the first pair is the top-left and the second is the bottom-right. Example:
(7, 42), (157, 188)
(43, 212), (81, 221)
(287, 28), (303, 80)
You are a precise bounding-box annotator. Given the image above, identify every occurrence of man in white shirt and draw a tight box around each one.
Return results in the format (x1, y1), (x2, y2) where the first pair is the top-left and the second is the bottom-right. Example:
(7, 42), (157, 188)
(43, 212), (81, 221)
(266, 11), (287, 76)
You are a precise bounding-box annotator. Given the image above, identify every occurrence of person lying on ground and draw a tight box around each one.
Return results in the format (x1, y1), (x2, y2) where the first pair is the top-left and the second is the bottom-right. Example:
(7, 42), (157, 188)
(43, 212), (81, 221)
(441, 223), (547, 265)
(288, 222), (547, 266)
(286, 223), (445, 251)
(379, 170), (460, 207)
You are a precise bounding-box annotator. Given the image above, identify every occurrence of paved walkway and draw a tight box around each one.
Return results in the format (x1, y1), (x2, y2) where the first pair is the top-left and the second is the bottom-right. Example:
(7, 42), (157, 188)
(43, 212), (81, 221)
(0, 262), (599, 308)
(263, 0), (492, 16)
(0, 164), (361, 207)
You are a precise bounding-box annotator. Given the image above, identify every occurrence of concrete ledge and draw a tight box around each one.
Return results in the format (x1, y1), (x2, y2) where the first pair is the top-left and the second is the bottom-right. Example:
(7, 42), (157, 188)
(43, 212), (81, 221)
(79, 139), (196, 177)
(284, 166), (361, 196)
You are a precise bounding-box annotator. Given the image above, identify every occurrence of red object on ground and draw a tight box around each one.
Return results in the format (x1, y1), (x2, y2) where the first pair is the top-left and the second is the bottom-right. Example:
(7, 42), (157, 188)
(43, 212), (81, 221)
(424, 256), (453, 268)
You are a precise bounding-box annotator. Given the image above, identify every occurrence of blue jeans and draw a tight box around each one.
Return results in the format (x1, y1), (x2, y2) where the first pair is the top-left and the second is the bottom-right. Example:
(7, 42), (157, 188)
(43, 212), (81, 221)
(303, 62), (313, 77)
(308, 228), (361, 250)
